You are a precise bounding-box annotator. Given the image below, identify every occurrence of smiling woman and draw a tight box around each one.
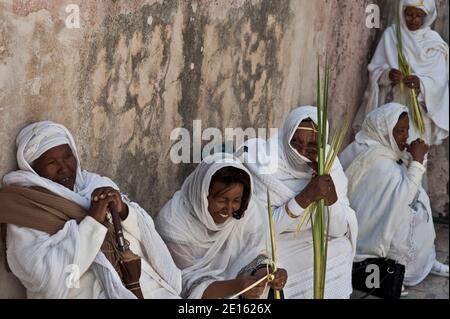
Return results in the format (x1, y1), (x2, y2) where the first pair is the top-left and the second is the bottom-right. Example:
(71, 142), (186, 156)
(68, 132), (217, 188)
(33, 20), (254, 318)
(32, 144), (77, 190)
(0, 121), (183, 299)
(207, 166), (250, 224)
(155, 153), (288, 299)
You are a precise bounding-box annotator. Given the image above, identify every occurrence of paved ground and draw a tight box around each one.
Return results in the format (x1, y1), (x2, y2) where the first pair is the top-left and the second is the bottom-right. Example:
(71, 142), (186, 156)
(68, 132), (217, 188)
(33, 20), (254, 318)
(351, 221), (449, 300)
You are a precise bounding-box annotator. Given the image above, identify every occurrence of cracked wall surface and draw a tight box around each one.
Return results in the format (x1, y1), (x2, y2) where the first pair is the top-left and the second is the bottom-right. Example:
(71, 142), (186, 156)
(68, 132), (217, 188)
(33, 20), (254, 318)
(0, 0), (448, 298)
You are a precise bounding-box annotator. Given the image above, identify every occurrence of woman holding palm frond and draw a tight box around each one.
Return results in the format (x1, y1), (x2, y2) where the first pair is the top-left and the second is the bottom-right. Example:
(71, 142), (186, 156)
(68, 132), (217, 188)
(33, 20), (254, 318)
(238, 106), (358, 299)
(355, 0), (448, 146)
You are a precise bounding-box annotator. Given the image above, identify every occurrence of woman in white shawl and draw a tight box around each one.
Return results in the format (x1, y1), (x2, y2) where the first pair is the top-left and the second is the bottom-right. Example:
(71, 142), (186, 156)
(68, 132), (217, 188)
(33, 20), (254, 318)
(0, 121), (182, 299)
(238, 106), (358, 299)
(354, 0), (448, 145)
(340, 103), (449, 287)
(155, 153), (288, 299)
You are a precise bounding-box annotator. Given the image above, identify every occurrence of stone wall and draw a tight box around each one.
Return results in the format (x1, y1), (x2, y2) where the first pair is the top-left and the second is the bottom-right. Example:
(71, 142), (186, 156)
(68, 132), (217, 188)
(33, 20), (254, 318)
(0, 0), (448, 298)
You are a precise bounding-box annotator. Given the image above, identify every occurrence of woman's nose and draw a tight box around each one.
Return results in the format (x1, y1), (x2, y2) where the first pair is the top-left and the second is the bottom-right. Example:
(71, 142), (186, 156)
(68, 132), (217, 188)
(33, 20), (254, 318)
(57, 161), (70, 174)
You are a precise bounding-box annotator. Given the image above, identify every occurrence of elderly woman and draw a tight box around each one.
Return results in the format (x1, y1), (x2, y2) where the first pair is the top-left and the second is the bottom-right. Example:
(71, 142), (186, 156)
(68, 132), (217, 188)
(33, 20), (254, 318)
(0, 121), (182, 299)
(155, 153), (288, 299)
(355, 0), (448, 145)
(340, 103), (449, 288)
(238, 106), (358, 299)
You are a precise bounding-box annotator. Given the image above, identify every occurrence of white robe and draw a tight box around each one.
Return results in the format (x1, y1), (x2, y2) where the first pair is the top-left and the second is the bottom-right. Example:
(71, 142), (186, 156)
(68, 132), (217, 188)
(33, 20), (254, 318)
(6, 204), (181, 299)
(239, 106), (358, 299)
(342, 103), (436, 286)
(355, 0), (449, 145)
(3, 121), (182, 298)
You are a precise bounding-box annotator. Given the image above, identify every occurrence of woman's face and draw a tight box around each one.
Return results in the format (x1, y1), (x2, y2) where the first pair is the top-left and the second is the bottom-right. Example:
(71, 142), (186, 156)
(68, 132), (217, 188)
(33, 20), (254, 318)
(404, 6), (427, 31)
(32, 144), (77, 190)
(393, 114), (410, 151)
(207, 182), (244, 224)
(290, 121), (318, 162)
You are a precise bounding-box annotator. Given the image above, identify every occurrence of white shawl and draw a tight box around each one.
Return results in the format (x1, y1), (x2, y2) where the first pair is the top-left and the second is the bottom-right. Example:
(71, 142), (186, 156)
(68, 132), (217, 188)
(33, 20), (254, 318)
(3, 121), (182, 298)
(155, 153), (268, 299)
(239, 106), (358, 254)
(344, 104), (428, 263)
(357, 0), (448, 143)
(340, 103), (411, 171)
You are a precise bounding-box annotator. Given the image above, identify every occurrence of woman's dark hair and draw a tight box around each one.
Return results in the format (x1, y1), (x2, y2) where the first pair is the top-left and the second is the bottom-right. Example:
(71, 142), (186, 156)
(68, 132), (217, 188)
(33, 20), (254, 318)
(399, 112), (408, 119)
(209, 166), (251, 220)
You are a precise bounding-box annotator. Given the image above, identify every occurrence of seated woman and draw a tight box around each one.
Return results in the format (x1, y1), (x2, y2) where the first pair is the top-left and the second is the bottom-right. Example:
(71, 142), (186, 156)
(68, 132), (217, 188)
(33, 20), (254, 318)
(354, 0), (448, 145)
(155, 153), (288, 299)
(340, 103), (449, 287)
(0, 121), (182, 299)
(238, 106), (358, 299)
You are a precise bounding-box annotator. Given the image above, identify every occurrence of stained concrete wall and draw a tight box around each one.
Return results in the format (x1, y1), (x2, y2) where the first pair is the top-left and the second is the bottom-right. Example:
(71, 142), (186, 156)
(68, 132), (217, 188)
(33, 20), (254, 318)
(0, 0), (448, 298)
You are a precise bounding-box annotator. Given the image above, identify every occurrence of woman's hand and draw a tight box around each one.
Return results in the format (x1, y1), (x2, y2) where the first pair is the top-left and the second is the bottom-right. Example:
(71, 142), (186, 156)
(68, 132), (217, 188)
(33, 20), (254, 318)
(407, 139), (429, 164)
(267, 268), (288, 291)
(253, 266), (288, 291)
(389, 68), (403, 85)
(296, 175), (338, 208)
(90, 187), (129, 221)
(87, 195), (110, 223)
(403, 75), (421, 91)
(236, 273), (266, 299)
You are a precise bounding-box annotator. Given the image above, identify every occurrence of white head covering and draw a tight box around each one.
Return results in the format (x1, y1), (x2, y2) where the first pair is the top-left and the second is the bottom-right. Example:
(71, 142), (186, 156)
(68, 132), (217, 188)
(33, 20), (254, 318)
(239, 106), (327, 207)
(400, 0), (437, 30)
(281, 106), (321, 168)
(155, 153), (268, 299)
(404, 0), (443, 42)
(3, 121), (118, 209)
(20, 121), (74, 166)
(357, 103), (409, 159)
(342, 103), (410, 174)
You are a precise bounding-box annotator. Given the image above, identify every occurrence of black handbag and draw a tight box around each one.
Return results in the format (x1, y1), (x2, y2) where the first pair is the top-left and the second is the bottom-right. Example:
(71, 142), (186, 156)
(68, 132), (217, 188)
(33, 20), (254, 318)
(352, 258), (405, 299)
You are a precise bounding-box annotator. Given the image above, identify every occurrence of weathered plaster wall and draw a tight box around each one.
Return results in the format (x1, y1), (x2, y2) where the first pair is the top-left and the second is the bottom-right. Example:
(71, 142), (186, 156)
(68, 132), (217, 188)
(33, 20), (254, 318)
(0, 0), (448, 298)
